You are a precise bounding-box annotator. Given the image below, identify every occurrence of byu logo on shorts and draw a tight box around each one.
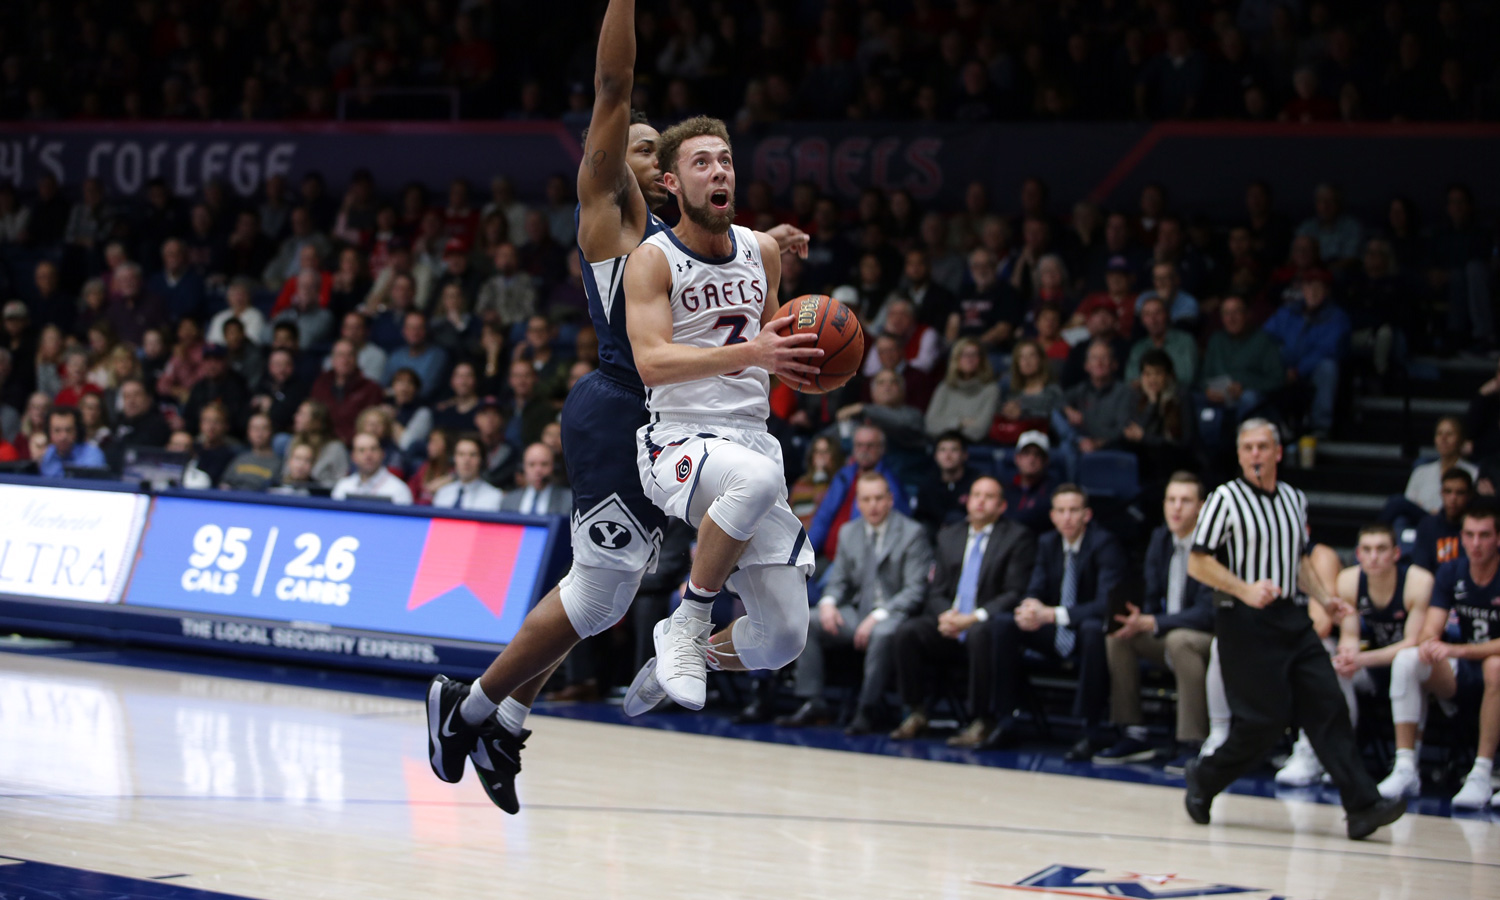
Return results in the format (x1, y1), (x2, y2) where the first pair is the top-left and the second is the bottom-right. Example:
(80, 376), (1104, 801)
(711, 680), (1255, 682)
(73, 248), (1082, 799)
(590, 521), (632, 549)
(675, 455), (693, 483)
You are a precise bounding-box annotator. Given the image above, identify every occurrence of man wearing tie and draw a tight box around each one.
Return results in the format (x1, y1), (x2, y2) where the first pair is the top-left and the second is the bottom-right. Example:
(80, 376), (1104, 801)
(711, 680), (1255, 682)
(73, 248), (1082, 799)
(1094, 471), (1215, 772)
(779, 471), (934, 734)
(984, 484), (1125, 756)
(500, 443), (573, 515)
(433, 435), (505, 512)
(889, 476), (1038, 742)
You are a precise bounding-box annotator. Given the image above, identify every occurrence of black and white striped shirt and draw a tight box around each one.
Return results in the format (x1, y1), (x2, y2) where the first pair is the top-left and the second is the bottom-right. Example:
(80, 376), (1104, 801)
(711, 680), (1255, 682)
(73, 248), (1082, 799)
(1192, 478), (1310, 601)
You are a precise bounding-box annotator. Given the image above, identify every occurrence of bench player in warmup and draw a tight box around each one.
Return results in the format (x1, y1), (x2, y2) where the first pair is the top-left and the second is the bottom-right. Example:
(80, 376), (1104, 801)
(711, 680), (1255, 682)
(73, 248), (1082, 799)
(617, 115), (837, 713)
(423, 0), (807, 814)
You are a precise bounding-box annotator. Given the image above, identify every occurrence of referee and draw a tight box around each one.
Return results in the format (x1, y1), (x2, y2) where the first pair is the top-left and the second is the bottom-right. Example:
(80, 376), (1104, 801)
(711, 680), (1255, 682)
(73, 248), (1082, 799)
(1183, 419), (1405, 840)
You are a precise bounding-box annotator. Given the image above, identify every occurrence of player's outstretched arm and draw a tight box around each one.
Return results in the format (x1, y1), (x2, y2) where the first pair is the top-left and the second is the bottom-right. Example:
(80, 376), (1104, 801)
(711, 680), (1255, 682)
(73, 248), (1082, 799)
(576, 0), (647, 262)
(623, 243), (821, 388)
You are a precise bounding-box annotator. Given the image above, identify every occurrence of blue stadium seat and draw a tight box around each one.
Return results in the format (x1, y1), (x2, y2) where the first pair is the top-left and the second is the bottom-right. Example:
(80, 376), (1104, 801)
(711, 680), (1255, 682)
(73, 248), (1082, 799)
(1077, 450), (1139, 499)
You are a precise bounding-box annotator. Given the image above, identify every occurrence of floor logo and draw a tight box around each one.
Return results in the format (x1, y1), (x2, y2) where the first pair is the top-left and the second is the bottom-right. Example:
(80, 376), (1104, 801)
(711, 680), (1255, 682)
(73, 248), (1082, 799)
(976, 865), (1300, 899)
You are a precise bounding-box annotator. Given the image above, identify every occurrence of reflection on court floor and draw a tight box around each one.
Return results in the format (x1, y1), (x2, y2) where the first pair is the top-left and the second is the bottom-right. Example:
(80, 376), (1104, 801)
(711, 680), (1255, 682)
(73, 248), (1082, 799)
(1, 650), (1494, 900)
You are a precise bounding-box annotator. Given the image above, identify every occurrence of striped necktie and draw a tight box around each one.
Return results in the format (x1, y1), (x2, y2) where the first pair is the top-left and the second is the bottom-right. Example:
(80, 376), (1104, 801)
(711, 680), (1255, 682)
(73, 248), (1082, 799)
(1055, 549), (1077, 656)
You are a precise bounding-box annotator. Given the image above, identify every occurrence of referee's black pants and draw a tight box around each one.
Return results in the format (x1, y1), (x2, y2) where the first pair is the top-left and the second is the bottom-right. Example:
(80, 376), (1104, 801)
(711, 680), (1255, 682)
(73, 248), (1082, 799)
(1197, 595), (1381, 812)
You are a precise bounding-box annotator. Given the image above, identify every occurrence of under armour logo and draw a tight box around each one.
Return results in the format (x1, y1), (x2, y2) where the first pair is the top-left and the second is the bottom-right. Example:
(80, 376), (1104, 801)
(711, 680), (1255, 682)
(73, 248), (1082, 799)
(590, 521), (632, 549)
(675, 260), (694, 274)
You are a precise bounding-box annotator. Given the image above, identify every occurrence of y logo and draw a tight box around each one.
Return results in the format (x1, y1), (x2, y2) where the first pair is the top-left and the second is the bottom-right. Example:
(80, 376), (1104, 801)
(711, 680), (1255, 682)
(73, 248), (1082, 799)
(590, 521), (632, 549)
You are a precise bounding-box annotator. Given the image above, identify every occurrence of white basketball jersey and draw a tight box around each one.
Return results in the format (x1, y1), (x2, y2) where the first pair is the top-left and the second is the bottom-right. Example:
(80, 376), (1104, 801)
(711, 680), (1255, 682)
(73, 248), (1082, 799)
(642, 224), (771, 422)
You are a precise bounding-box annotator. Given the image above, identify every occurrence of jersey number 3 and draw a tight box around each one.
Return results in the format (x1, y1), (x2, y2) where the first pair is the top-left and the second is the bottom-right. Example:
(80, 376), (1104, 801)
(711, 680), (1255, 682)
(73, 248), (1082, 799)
(714, 314), (748, 376)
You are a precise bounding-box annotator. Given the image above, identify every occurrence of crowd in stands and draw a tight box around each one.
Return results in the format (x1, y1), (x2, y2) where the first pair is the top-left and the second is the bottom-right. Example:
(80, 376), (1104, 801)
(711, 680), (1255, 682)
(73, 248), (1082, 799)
(5, 1), (1500, 124)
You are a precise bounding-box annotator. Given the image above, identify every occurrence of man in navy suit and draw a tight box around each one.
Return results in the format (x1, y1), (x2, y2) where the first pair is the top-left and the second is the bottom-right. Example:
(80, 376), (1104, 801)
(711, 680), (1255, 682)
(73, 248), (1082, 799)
(1094, 471), (1215, 772)
(983, 484), (1125, 755)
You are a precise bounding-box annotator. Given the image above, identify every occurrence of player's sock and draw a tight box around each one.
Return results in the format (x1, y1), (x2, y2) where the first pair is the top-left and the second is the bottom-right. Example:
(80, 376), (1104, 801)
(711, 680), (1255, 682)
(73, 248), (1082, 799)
(1470, 756), (1493, 782)
(1393, 747), (1417, 770)
(1125, 725), (1149, 742)
(496, 697), (530, 737)
(460, 678), (501, 727)
(678, 581), (717, 620)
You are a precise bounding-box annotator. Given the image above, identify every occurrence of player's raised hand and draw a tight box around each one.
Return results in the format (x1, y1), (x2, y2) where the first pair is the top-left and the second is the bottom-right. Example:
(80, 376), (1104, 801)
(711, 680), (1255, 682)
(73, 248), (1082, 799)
(765, 224), (810, 259)
(750, 314), (823, 386)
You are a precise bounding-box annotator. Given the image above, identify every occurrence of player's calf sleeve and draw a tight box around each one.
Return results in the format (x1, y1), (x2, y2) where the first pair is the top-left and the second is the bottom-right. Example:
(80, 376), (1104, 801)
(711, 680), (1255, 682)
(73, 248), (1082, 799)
(558, 562), (645, 638)
(725, 564), (809, 670)
(1389, 645), (1431, 725)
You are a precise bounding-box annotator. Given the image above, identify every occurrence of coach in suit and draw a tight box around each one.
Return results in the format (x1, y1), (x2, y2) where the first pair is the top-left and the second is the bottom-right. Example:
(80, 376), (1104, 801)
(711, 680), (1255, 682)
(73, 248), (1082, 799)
(1094, 472), (1215, 770)
(889, 475), (1037, 741)
(499, 443), (573, 514)
(983, 484), (1125, 756)
(780, 471), (934, 734)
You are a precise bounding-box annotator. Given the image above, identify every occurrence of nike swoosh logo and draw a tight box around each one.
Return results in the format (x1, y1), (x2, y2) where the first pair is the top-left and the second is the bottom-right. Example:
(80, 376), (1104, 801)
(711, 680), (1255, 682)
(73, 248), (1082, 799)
(490, 741), (517, 766)
(441, 706), (463, 738)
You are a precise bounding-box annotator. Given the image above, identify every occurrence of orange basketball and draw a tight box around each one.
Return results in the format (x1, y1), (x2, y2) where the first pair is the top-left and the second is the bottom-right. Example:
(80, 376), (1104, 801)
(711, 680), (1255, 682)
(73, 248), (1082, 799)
(782, 293), (864, 394)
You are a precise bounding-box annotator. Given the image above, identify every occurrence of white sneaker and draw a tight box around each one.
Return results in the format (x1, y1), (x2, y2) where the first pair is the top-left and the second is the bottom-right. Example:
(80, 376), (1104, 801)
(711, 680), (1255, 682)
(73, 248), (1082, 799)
(653, 613), (711, 710)
(1200, 727), (1228, 759)
(1377, 764), (1421, 800)
(1274, 739), (1325, 787)
(1452, 772), (1495, 810)
(622, 657), (669, 717)
(1490, 788), (1500, 809)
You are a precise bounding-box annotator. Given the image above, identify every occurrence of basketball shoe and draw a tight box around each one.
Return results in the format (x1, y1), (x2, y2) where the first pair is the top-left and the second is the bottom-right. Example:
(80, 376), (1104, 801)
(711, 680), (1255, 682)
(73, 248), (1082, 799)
(470, 718), (530, 814)
(1273, 736), (1324, 787)
(426, 674), (476, 783)
(653, 612), (711, 710)
(623, 657), (669, 716)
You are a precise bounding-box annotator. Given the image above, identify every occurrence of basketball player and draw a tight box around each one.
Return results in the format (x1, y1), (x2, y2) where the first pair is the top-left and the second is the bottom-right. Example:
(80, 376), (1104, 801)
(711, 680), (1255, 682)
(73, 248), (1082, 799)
(617, 116), (820, 714)
(423, 0), (807, 814)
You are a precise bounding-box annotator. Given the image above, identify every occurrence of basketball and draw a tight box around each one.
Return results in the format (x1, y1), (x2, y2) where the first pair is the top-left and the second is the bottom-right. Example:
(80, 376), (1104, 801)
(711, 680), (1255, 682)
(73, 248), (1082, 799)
(782, 294), (864, 394)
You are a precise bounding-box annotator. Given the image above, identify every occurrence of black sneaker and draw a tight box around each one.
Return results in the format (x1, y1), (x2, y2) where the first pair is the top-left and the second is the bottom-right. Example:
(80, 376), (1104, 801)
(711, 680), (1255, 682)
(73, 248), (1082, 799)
(1183, 758), (1211, 825)
(471, 719), (530, 815)
(1093, 736), (1157, 765)
(426, 674), (478, 783)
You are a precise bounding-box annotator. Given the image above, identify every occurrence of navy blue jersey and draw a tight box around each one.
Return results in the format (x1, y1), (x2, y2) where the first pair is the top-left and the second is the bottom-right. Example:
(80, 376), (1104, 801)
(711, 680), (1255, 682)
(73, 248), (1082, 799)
(1431, 556), (1500, 645)
(577, 205), (670, 393)
(1356, 563), (1411, 650)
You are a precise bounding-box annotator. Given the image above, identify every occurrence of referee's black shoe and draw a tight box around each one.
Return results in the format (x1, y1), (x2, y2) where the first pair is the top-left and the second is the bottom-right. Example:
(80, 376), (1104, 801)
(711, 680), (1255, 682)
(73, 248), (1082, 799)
(1183, 758), (1212, 825)
(471, 718), (530, 815)
(1346, 795), (1405, 840)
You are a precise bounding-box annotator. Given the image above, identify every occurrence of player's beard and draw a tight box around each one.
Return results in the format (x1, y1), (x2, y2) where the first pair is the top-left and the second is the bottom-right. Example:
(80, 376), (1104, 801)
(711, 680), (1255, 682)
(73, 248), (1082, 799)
(680, 191), (735, 235)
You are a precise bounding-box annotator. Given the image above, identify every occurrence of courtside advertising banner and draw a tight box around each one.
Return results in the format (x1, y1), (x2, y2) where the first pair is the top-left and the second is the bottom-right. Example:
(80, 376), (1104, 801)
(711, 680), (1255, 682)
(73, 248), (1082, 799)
(126, 495), (551, 646)
(0, 483), (149, 604)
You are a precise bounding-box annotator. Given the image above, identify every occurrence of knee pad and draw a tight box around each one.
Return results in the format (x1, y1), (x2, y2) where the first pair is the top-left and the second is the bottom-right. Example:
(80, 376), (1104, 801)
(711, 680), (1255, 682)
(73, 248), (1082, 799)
(1390, 645), (1431, 725)
(696, 445), (784, 542)
(725, 564), (810, 671)
(558, 562), (645, 638)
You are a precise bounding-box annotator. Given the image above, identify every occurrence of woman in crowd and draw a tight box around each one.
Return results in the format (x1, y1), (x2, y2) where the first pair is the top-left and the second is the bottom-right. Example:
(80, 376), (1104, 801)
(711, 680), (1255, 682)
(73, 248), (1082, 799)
(355, 405), (407, 478)
(84, 321), (119, 389)
(288, 398), (349, 488)
(157, 317), (207, 405)
(925, 338), (1000, 444)
(1030, 254), (1075, 319)
(77, 393), (111, 447)
(995, 338), (1065, 445)
(271, 441), (320, 496)
(476, 320), (509, 397)
(74, 279), (109, 340)
(16, 392), (50, 459)
(34, 324), (64, 399)
(101, 346), (142, 419)
(328, 246), (371, 319)
(387, 367), (433, 463)
(1117, 349), (1192, 490)
(54, 347), (102, 408)
(139, 328), (171, 390)
(406, 427), (456, 505)
(789, 435), (843, 529)
(1031, 305), (1071, 377)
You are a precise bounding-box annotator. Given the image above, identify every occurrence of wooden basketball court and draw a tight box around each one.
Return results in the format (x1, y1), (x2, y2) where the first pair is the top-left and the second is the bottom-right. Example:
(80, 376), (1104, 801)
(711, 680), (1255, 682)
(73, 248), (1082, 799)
(1, 650), (1493, 899)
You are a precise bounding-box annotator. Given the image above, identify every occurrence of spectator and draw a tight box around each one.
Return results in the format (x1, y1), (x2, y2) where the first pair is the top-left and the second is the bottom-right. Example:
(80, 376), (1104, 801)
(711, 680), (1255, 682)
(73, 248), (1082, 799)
(782, 471), (934, 734)
(106, 263), (168, 347)
(16, 393), (50, 459)
(809, 424), (909, 560)
(384, 311), (448, 398)
(474, 399), (518, 486)
(505, 360), (555, 452)
(288, 399), (350, 489)
(221, 320), (265, 389)
(837, 369), (926, 460)
(408, 428), (457, 505)
(311, 339), (386, 444)
(924, 338), (999, 444)
(789, 435), (843, 529)
(475, 242), (536, 328)
(890, 476), (1037, 743)
(221, 412), (281, 492)
(332, 432), (413, 504)
(38, 406), (107, 477)
(329, 247), (372, 320)
(1118, 350), (1192, 485)
(1062, 303), (1130, 389)
(518, 209), (566, 288)
(272, 269), (336, 350)
(208, 279), (270, 346)
(32, 324), (63, 399)
(251, 347), (308, 437)
(271, 441), (321, 496)
(1134, 261), (1199, 330)
(146, 238), (207, 322)
(156, 318), (208, 405)
(989, 485), (1125, 756)
(432, 434), (505, 512)
(1095, 472), (1215, 769)
(326, 312), (386, 383)
(499, 443), (572, 514)
(1031, 305), (1071, 375)
(355, 405), (408, 478)
(950, 247), (1021, 354)
(1125, 295), (1197, 387)
(996, 339), (1066, 445)
(53, 348), (102, 409)
(30, 260), (74, 335)
(222, 211), (275, 285)
(893, 248), (958, 332)
(387, 367), (433, 463)
(1429, 184), (1495, 353)
(433, 360), (482, 433)
(1263, 276), (1351, 438)
(181, 344), (250, 436)
(0, 184), (31, 243)
(0, 348), (20, 433)
(192, 402), (240, 486)
(1412, 467), (1470, 573)
(1385, 417), (1476, 529)
(1058, 340), (1131, 475)
(430, 282), (481, 361)
(26, 173), (68, 246)
(1295, 183), (1363, 270)
(513, 315), (570, 400)
(864, 298), (940, 377)
(262, 206), (331, 287)
(913, 431), (981, 535)
(1344, 238), (1415, 384)
(1002, 430), (1057, 534)
(77, 393), (110, 448)
(1072, 256), (1137, 336)
(1136, 28), (1205, 119)
(1198, 296), (1284, 438)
